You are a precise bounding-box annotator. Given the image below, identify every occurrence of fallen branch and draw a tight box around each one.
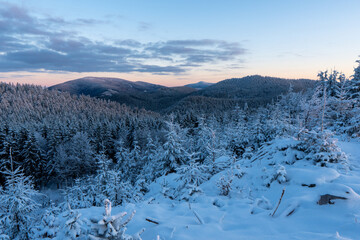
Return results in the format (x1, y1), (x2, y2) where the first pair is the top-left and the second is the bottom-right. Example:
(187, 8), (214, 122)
(192, 210), (204, 225)
(271, 188), (285, 217)
(145, 218), (159, 225)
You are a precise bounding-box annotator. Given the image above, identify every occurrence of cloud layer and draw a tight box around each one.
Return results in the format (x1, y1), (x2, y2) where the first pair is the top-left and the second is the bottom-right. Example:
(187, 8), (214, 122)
(0, 3), (246, 74)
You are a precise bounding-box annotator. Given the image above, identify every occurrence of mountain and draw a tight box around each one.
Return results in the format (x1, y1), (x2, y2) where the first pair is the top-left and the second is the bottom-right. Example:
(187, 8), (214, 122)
(49, 75), (316, 112)
(166, 75), (316, 113)
(193, 75), (315, 100)
(49, 77), (196, 111)
(185, 81), (214, 89)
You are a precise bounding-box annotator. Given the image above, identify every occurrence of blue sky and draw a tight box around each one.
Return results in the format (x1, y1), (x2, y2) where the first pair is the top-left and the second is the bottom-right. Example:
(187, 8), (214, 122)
(0, 0), (359, 86)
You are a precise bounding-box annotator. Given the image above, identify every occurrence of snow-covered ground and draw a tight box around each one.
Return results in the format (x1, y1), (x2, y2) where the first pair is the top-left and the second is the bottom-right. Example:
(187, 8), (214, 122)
(57, 138), (360, 240)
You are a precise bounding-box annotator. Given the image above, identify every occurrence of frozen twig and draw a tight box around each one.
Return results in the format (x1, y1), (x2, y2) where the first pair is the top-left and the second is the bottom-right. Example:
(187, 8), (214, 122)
(145, 218), (159, 225)
(271, 188), (285, 217)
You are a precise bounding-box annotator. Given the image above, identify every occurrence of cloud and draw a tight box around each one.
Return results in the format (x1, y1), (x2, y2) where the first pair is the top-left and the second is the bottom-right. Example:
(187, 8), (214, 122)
(115, 39), (142, 48)
(138, 21), (152, 31)
(0, 3), (247, 75)
(145, 40), (246, 65)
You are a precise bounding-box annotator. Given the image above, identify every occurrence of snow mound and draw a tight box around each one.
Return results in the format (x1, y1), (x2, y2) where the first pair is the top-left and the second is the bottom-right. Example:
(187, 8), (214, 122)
(47, 138), (360, 239)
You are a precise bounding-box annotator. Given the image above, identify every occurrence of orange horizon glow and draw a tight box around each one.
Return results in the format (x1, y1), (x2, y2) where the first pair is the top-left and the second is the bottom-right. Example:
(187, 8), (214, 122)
(2, 65), (357, 88)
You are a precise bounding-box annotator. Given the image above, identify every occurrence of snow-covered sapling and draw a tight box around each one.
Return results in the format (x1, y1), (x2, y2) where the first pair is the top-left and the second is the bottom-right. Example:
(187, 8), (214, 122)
(89, 199), (145, 240)
(217, 171), (233, 196)
(62, 204), (85, 239)
(33, 207), (60, 239)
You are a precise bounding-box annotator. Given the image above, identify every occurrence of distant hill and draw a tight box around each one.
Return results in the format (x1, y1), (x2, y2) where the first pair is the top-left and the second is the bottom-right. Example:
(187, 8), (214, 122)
(49, 77), (196, 111)
(166, 75), (316, 113)
(49, 75), (316, 112)
(185, 81), (214, 89)
(194, 75), (315, 99)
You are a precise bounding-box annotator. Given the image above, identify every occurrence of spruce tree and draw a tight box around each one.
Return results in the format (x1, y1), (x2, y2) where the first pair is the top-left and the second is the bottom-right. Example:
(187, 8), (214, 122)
(162, 119), (187, 174)
(0, 151), (40, 239)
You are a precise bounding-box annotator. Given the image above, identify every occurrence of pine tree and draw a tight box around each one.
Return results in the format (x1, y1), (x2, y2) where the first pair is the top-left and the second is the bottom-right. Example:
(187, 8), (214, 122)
(347, 59), (360, 101)
(61, 205), (85, 239)
(0, 151), (40, 239)
(54, 132), (96, 182)
(142, 135), (162, 181)
(128, 141), (142, 180)
(115, 140), (131, 179)
(344, 60), (360, 136)
(96, 151), (112, 184)
(20, 133), (44, 185)
(33, 203), (61, 239)
(162, 119), (188, 174)
(193, 116), (211, 162)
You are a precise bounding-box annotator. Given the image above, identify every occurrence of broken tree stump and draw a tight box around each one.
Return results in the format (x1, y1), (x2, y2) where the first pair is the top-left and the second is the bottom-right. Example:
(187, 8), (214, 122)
(317, 194), (347, 205)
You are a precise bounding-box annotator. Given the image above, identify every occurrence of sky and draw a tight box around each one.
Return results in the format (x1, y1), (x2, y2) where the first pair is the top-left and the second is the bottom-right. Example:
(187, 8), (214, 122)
(0, 0), (359, 87)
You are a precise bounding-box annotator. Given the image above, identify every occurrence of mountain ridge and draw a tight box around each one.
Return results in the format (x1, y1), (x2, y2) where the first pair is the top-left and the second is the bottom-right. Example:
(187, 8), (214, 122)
(49, 75), (316, 112)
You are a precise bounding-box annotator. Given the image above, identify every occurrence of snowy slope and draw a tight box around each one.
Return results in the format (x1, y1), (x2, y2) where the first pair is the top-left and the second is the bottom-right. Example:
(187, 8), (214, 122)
(53, 138), (360, 240)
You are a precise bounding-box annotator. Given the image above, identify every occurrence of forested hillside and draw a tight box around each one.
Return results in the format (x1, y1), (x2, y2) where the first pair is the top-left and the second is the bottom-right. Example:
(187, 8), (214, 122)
(49, 75), (315, 112)
(49, 77), (197, 111)
(0, 61), (360, 239)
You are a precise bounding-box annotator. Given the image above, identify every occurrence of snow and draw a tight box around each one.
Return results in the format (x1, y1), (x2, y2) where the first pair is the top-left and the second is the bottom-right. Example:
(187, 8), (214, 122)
(51, 138), (360, 239)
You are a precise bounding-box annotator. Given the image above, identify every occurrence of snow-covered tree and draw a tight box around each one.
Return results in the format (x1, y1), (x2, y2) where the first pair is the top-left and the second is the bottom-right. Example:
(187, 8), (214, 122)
(217, 171), (233, 196)
(301, 86), (324, 130)
(33, 204), (60, 239)
(142, 135), (162, 181)
(54, 132), (96, 183)
(0, 154), (40, 239)
(162, 119), (188, 173)
(20, 133), (45, 185)
(344, 60), (360, 136)
(89, 199), (144, 240)
(60, 205), (85, 240)
(96, 151), (112, 184)
(298, 130), (347, 167)
(115, 140), (131, 178)
(347, 59), (360, 100)
(177, 157), (210, 187)
(205, 128), (224, 164)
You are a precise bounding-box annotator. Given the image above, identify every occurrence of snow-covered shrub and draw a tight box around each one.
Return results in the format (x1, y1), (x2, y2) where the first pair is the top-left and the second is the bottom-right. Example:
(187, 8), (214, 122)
(275, 165), (287, 183)
(346, 108), (360, 137)
(59, 205), (86, 240)
(217, 171), (233, 196)
(160, 178), (174, 199)
(176, 161), (210, 187)
(89, 199), (145, 240)
(262, 164), (288, 187)
(176, 158), (216, 199)
(103, 174), (139, 205)
(63, 178), (95, 209)
(299, 130), (347, 167)
(233, 162), (245, 179)
(33, 202), (59, 239)
(64, 171), (143, 209)
(42, 211), (59, 238)
(207, 156), (232, 175)
(134, 178), (150, 195)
